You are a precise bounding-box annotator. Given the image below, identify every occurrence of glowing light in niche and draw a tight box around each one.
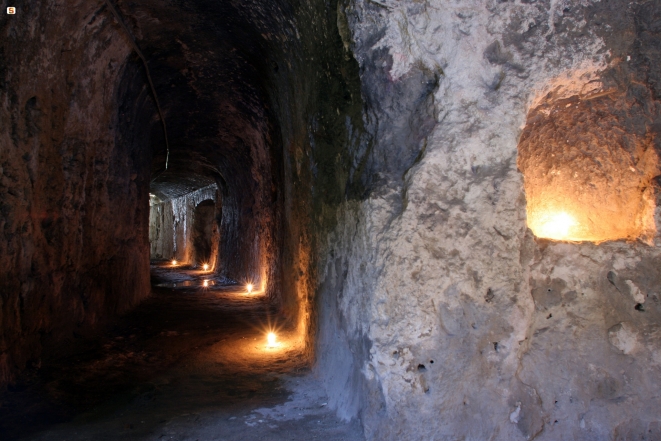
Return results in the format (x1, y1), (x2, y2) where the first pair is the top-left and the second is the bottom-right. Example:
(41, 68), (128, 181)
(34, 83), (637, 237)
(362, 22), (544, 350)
(266, 332), (278, 348)
(518, 82), (660, 244)
(246, 283), (253, 294)
(202, 263), (209, 271)
(529, 211), (577, 241)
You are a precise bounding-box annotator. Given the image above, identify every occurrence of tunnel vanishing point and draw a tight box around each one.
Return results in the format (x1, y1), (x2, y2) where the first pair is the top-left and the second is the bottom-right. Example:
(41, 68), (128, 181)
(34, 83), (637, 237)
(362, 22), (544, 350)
(1, 0), (661, 440)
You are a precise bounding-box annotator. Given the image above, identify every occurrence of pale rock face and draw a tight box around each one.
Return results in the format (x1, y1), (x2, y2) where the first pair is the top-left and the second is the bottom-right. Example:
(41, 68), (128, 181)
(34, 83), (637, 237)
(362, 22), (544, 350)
(624, 280), (645, 304)
(317, 0), (661, 440)
(608, 322), (638, 355)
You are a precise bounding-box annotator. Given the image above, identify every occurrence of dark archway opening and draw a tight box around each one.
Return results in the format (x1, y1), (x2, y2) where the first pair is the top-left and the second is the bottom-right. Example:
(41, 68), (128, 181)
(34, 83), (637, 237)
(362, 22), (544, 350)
(192, 199), (217, 267)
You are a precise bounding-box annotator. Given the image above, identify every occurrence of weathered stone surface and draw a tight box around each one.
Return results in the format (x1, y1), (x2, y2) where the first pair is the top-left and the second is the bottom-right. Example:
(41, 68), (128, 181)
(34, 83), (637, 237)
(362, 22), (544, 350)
(2, 0), (661, 439)
(0, 0), (151, 385)
(315, 1), (661, 440)
(608, 322), (638, 354)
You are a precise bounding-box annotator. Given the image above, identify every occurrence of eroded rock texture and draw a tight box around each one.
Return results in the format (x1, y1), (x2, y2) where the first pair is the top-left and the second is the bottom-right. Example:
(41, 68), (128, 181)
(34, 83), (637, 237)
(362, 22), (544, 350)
(518, 70), (659, 243)
(0, 0), (150, 385)
(2, 0), (661, 439)
(315, 0), (661, 440)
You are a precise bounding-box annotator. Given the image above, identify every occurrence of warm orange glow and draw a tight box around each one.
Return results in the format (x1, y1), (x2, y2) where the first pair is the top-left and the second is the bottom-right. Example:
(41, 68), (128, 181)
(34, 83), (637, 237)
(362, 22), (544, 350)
(171, 260), (177, 265)
(203, 280), (209, 287)
(529, 210), (577, 240)
(246, 283), (253, 294)
(267, 332), (277, 347)
(202, 263), (209, 271)
(518, 83), (659, 244)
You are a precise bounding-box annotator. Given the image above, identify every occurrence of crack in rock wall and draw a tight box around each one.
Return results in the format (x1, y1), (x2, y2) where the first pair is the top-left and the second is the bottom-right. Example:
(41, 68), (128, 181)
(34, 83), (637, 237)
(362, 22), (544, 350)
(315, 0), (661, 439)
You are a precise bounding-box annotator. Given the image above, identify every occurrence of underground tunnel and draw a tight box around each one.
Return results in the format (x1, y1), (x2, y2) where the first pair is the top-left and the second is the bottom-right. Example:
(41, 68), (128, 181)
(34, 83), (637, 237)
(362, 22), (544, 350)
(1, 0), (661, 440)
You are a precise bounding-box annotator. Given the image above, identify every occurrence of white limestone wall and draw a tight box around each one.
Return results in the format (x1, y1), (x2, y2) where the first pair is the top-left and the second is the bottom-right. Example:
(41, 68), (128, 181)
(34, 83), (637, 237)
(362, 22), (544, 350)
(316, 1), (661, 439)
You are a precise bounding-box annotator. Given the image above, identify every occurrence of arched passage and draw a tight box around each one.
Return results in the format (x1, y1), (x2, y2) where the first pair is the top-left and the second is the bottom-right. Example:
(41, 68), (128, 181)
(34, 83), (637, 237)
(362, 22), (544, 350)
(192, 199), (218, 267)
(5, 1), (661, 440)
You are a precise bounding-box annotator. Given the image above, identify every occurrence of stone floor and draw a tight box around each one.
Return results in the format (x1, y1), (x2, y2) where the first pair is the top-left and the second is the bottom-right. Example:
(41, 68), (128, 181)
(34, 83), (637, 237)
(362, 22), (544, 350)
(0, 263), (363, 441)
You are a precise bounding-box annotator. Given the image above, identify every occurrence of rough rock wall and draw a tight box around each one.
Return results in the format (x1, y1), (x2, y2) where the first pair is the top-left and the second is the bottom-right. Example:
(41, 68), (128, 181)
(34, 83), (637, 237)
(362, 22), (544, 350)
(227, 0), (368, 339)
(316, 0), (661, 439)
(0, 1), (152, 386)
(149, 184), (219, 267)
(149, 202), (174, 261)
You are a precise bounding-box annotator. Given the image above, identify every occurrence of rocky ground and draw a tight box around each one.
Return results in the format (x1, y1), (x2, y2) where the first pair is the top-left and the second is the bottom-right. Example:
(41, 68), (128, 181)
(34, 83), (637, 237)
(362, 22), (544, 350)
(0, 262), (363, 441)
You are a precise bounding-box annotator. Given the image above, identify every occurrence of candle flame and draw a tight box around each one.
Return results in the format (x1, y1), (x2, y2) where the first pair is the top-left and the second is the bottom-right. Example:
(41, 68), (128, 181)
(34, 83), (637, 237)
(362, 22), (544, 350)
(530, 211), (577, 240)
(203, 263), (209, 271)
(203, 280), (209, 287)
(267, 332), (277, 347)
(246, 283), (253, 294)
(171, 260), (177, 265)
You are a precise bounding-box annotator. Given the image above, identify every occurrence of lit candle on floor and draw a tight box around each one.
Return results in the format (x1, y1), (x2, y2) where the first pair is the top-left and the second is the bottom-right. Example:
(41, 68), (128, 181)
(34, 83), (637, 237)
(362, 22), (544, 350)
(203, 280), (209, 287)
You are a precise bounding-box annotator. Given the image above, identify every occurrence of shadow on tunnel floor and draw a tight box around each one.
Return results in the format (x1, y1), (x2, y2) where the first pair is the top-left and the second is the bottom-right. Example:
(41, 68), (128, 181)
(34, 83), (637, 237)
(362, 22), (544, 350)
(0, 264), (306, 441)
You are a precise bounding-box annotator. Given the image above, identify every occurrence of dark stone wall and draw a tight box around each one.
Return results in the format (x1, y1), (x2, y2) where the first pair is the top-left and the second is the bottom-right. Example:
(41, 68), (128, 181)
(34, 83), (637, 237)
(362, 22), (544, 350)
(0, 1), (152, 386)
(251, 0), (369, 348)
